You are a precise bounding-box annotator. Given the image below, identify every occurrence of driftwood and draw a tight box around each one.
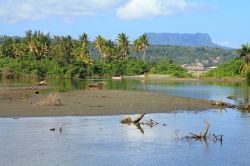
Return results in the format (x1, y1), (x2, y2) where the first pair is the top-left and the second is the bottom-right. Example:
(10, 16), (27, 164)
(189, 120), (210, 139)
(88, 82), (104, 88)
(181, 121), (223, 144)
(211, 99), (250, 111)
(236, 104), (250, 111)
(133, 114), (145, 123)
(210, 100), (236, 109)
(37, 80), (47, 86)
(140, 119), (159, 128)
(227, 96), (236, 100)
(120, 114), (145, 124)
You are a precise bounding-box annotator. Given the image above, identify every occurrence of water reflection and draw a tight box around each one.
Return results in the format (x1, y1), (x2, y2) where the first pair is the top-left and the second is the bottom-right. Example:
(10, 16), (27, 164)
(2, 78), (250, 106)
(0, 111), (250, 166)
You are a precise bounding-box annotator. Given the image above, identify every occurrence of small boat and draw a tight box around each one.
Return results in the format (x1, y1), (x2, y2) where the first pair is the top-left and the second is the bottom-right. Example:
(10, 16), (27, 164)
(112, 76), (123, 80)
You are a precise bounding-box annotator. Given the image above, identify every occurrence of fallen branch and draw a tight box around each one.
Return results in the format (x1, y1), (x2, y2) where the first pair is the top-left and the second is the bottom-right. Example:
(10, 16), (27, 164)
(133, 114), (145, 123)
(120, 114), (145, 124)
(190, 120), (210, 139)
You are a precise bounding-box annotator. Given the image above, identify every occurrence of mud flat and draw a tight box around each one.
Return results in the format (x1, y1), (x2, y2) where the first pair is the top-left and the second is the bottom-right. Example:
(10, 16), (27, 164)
(0, 89), (217, 117)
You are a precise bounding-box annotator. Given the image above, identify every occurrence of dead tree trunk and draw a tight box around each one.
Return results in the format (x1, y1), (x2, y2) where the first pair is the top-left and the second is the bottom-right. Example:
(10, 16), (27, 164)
(133, 114), (145, 123)
(200, 120), (210, 138)
(190, 120), (210, 139)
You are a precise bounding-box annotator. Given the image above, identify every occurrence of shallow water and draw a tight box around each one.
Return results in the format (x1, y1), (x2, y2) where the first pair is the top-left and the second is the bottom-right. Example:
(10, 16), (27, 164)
(1, 78), (250, 165)
(0, 110), (250, 166)
(1, 78), (250, 105)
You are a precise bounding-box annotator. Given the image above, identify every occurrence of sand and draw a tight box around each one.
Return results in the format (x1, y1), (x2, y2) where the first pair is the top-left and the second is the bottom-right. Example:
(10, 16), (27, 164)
(0, 87), (218, 117)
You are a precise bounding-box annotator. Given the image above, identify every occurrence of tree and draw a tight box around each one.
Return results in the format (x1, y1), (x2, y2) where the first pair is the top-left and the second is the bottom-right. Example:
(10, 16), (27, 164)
(117, 33), (129, 60)
(74, 33), (91, 64)
(24, 30), (51, 59)
(94, 36), (106, 61)
(237, 43), (250, 73)
(52, 35), (73, 65)
(139, 34), (150, 62)
(133, 34), (150, 62)
(104, 40), (118, 61)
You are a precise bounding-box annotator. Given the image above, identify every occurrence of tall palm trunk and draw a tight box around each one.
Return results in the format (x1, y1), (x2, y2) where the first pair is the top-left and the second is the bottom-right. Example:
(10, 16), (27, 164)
(143, 49), (146, 62)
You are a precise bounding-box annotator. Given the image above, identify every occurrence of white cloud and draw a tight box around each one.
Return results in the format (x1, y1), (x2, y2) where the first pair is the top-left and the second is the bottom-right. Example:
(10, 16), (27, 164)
(0, 0), (213, 23)
(116, 0), (212, 20)
(0, 0), (119, 23)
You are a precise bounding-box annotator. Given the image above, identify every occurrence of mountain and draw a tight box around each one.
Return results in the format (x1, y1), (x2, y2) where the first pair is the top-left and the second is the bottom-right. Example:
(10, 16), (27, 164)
(147, 33), (222, 48)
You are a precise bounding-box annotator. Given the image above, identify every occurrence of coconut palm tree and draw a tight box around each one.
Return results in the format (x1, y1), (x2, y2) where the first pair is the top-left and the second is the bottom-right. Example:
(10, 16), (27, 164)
(117, 33), (129, 60)
(104, 40), (118, 61)
(237, 43), (250, 73)
(133, 34), (150, 62)
(139, 34), (150, 62)
(73, 33), (92, 64)
(52, 35), (73, 65)
(133, 38), (142, 53)
(94, 36), (106, 61)
(79, 33), (89, 49)
(24, 30), (51, 59)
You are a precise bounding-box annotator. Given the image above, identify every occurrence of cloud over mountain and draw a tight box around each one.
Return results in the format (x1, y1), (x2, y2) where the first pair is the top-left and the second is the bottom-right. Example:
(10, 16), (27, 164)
(116, 0), (212, 20)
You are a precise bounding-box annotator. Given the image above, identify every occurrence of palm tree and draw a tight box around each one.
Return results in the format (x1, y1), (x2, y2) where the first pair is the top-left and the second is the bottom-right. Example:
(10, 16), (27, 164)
(139, 34), (150, 62)
(94, 36), (106, 61)
(117, 33), (129, 60)
(78, 33), (90, 62)
(133, 38), (142, 53)
(52, 35), (73, 65)
(133, 34), (150, 62)
(79, 33), (89, 49)
(24, 30), (51, 59)
(104, 40), (117, 61)
(237, 43), (250, 73)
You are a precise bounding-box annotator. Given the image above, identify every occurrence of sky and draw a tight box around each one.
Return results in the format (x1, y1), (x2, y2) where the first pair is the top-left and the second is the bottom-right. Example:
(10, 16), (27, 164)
(0, 0), (249, 48)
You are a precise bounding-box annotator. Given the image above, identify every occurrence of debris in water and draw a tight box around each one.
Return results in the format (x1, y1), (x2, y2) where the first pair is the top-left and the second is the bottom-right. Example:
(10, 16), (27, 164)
(88, 82), (104, 89)
(50, 128), (55, 131)
(37, 80), (47, 86)
(227, 96), (235, 100)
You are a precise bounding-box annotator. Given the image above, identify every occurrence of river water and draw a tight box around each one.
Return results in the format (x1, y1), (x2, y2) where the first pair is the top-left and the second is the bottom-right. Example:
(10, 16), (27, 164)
(0, 79), (250, 166)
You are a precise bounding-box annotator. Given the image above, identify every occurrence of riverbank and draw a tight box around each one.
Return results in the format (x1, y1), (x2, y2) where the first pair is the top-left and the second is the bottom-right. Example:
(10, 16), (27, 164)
(0, 88), (218, 117)
(124, 74), (246, 83)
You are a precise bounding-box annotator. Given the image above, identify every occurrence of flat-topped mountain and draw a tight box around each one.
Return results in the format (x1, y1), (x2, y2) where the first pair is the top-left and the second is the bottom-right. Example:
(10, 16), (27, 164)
(147, 33), (221, 47)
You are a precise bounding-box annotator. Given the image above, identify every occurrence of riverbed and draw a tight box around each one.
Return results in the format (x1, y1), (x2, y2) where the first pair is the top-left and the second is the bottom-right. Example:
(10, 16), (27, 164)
(0, 79), (250, 166)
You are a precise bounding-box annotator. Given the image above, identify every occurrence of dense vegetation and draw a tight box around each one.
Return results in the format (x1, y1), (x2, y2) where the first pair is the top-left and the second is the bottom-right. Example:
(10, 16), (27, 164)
(204, 58), (245, 77)
(151, 59), (190, 77)
(0, 30), (190, 79)
(142, 45), (237, 67)
(205, 44), (250, 79)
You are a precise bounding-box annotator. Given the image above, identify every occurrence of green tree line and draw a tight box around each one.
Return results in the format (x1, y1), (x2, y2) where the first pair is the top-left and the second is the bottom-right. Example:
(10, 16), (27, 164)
(0, 30), (190, 79)
(205, 43), (250, 80)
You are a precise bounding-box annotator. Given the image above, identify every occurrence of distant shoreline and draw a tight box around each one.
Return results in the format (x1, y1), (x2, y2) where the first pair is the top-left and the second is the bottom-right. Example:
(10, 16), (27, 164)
(124, 74), (246, 83)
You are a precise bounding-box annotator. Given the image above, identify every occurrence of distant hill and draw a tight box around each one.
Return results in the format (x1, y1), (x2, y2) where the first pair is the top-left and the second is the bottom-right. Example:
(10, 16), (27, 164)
(147, 33), (223, 48)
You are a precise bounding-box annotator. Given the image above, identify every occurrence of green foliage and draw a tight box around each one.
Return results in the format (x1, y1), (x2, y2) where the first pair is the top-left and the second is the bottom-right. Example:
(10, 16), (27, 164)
(151, 59), (190, 77)
(1, 30), (218, 79)
(205, 58), (245, 77)
(125, 58), (148, 76)
(131, 45), (237, 67)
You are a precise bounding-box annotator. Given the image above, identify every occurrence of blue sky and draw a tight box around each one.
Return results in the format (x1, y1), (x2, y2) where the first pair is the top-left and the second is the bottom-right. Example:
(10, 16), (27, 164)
(0, 0), (249, 48)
